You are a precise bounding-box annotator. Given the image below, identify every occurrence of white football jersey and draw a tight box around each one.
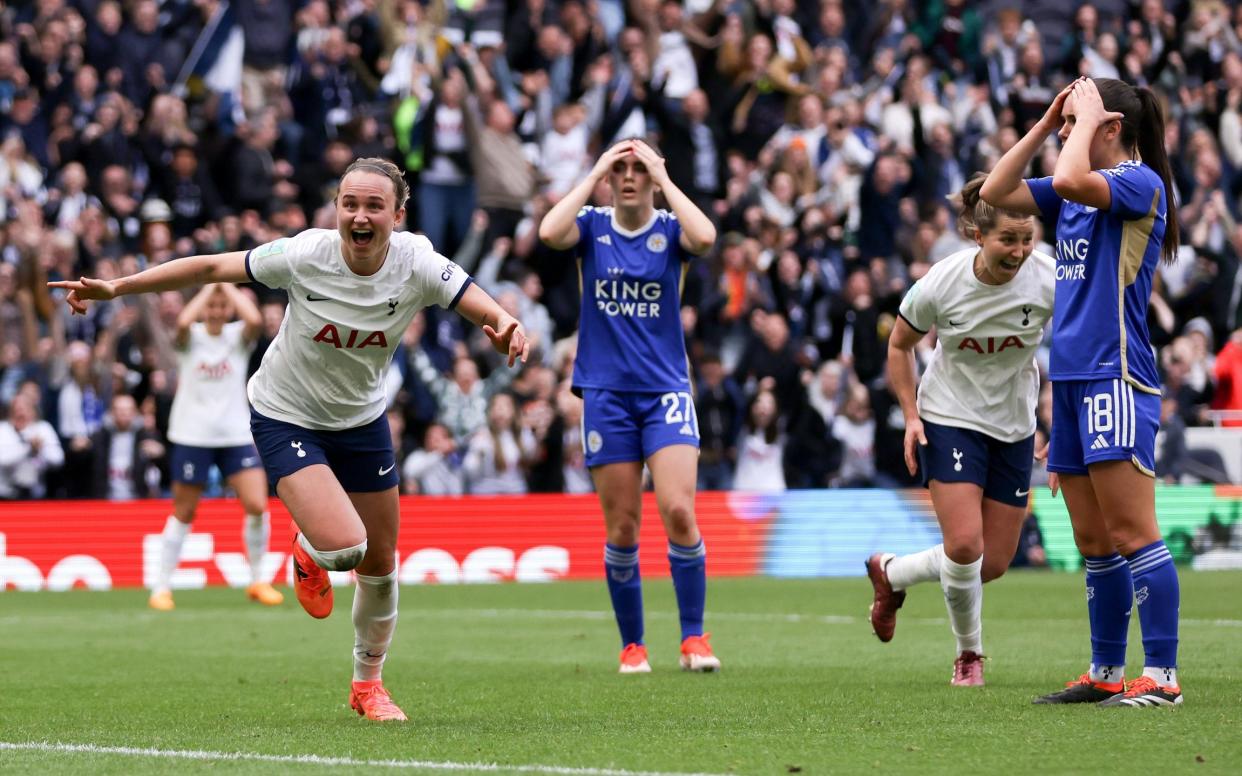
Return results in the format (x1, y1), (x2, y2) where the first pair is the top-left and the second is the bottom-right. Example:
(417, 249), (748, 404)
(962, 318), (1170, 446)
(899, 246), (1055, 442)
(246, 229), (470, 430)
(168, 320), (256, 447)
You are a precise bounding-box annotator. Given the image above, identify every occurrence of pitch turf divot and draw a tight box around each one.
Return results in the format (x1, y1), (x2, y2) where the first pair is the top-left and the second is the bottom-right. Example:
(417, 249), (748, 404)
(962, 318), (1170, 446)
(0, 742), (732, 776)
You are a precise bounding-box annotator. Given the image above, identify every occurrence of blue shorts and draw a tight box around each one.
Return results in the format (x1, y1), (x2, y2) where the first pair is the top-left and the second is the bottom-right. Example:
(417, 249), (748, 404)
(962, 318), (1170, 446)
(249, 407), (399, 492)
(918, 419), (1035, 508)
(170, 443), (262, 486)
(1048, 378), (1158, 477)
(581, 388), (700, 467)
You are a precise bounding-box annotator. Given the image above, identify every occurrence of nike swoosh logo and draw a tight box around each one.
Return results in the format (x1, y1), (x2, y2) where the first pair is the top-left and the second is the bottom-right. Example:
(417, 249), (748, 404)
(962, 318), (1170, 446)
(378, 464), (395, 476)
(1015, 488), (1030, 497)
(306, 294), (331, 302)
(949, 319), (967, 327)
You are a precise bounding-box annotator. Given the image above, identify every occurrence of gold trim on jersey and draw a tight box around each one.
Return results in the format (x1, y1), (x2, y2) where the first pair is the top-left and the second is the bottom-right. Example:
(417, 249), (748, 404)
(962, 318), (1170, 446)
(1116, 189), (1162, 396)
(1131, 455), (1156, 478)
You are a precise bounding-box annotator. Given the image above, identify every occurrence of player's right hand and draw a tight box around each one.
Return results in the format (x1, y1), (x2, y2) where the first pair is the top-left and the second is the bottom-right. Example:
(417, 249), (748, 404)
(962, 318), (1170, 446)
(903, 417), (927, 477)
(47, 277), (118, 315)
(588, 140), (633, 182)
(1038, 79), (1079, 133)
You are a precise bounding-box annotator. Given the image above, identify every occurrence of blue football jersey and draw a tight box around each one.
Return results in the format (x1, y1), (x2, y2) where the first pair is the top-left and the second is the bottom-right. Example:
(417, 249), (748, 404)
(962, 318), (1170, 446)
(572, 206), (693, 393)
(1027, 161), (1165, 393)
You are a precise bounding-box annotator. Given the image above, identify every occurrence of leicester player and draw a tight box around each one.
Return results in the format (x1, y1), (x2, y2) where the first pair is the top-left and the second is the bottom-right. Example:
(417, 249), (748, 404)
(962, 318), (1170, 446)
(869, 174), (1054, 686)
(983, 77), (1183, 707)
(51, 158), (529, 721)
(538, 138), (720, 673)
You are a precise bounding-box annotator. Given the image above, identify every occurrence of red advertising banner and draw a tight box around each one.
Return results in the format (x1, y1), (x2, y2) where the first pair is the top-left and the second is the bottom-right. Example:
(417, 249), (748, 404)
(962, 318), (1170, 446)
(0, 493), (774, 591)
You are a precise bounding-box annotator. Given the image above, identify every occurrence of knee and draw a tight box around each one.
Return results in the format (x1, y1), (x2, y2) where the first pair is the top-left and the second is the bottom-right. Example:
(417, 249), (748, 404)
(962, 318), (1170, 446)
(1072, 525), (1114, 557)
(662, 501), (697, 540)
(942, 534), (983, 565)
(607, 518), (640, 547)
(241, 498), (267, 517)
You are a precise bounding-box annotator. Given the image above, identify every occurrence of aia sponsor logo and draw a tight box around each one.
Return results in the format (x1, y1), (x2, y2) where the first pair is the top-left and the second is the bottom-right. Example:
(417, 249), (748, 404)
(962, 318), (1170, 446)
(313, 324), (388, 349)
(957, 336), (1025, 354)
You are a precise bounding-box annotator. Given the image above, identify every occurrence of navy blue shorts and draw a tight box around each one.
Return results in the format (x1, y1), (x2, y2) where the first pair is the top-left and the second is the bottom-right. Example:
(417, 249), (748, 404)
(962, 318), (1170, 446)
(918, 419), (1035, 508)
(581, 388), (700, 467)
(170, 443), (262, 486)
(249, 407), (399, 493)
(1048, 378), (1158, 477)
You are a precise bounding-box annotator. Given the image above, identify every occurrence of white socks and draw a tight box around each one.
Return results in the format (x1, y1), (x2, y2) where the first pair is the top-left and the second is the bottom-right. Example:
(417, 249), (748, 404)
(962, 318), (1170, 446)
(886, 544), (944, 591)
(243, 512), (270, 584)
(297, 533), (367, 571)
(353, 570), (399, 682)
(155, 516), (190, 593)
(941, 554), (983, 655)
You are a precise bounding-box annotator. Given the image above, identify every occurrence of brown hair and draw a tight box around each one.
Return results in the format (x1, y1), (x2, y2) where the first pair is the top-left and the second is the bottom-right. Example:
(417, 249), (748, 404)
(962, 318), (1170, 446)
(1091, 78), (1180, 264)
(339, 157), (409, 211)
(952, 172), (1031, 239)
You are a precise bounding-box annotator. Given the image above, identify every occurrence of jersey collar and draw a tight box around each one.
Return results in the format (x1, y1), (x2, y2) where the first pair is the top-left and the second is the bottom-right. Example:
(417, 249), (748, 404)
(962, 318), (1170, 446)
(610, 209), (658, 238)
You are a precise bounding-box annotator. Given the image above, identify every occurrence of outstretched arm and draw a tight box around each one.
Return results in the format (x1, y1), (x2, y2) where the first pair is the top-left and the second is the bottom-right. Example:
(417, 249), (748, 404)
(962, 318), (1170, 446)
(49, 251), (249, 315)
(454, 283), (530, 368)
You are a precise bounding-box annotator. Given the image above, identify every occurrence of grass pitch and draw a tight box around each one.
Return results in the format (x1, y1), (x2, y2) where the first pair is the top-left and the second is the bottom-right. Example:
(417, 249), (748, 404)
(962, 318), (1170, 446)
(1, 572), (1239, 775)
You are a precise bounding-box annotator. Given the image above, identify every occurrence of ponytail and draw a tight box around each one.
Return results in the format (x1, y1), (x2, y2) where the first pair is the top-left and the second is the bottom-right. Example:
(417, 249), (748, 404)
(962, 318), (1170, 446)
(1092, 78), (1180, 264)
(1134, 88), (1179, 264)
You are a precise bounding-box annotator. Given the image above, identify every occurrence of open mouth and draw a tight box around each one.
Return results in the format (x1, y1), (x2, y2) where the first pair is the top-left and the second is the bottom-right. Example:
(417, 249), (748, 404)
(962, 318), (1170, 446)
(351, 228), (374, 248)
(998, 259), (1020, 272)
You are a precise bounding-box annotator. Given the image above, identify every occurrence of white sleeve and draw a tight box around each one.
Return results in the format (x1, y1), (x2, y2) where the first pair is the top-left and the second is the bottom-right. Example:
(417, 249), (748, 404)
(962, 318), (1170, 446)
(245, 231), (319, 289)
(898, 276), (938, 334)
(36, 422), (64, 467)
(408, 235), (472, 310)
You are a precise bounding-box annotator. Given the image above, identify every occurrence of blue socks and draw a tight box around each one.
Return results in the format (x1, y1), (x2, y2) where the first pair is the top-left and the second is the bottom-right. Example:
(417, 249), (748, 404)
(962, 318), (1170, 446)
(668, 539), (707, 640)
(1084, 553), (1132, 670)
(604, 543), (643, 647)
(605, 540), (709, 647)
(1127, 540), (1179, 669)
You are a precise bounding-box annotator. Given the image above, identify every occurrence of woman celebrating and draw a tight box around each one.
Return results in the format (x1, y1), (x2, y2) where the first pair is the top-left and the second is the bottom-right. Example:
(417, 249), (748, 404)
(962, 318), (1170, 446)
(52, 158), (529, 721)
(538, 138), (720, 673)
(152, 282), (282, 612)
(868, 173), (1054, 687)
(981, 77), (1183, 707)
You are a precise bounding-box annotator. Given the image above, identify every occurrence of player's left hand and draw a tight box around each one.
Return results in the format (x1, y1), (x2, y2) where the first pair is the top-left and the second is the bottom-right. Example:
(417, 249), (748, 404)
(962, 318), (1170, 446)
(1069, 78), (1124, 129)
(629, 139), (670, 188)
(483, 318), (530, 368)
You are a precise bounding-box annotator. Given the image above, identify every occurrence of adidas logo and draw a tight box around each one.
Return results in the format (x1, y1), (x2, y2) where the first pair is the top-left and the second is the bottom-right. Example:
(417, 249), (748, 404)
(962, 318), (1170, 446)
(679, 422), (695, 436)
(1090, 434), (1110, 450)
(597, 234), (612, 245)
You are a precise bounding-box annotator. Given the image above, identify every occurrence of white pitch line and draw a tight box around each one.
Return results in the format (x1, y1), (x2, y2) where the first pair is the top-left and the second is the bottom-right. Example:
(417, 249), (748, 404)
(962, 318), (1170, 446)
(0, 742), (731, 776)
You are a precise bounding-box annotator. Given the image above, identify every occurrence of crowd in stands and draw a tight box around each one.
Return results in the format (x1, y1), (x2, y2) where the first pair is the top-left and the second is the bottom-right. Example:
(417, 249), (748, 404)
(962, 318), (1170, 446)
(3, 0), (1242, 501)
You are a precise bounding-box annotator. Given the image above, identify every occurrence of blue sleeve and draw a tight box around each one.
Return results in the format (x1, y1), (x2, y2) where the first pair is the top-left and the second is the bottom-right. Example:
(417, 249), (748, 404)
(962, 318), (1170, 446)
(1103, 164), (1161, 220)
(1025, 177), (1062, 228)
(668, 215), (690, 262)
(575, 207), (595, 245)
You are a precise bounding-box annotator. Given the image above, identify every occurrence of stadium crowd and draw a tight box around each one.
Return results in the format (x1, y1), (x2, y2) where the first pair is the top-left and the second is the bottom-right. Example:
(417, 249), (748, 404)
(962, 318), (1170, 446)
(2, 0), (1242, 501)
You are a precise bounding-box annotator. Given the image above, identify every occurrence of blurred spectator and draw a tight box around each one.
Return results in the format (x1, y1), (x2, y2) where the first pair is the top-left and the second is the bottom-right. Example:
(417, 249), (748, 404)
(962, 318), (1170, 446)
(463, 392), (534, 495)
(832, 383), (878, 487)
(89, 393), (165, 500)
(695, 352), (745, 491)
(0, 392), (64, 499)
(733, 388), (785, 491)
(402, 422), (466, 496)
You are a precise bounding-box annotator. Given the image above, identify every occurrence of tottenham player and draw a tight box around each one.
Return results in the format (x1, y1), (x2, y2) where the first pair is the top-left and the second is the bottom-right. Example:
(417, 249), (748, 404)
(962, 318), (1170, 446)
(539, 138), (720, 674)
(983, 77), (1183, 707)
(151, 282), (283, 611)
(868, 174), (1054, 686)
(51, 157), (529, 721)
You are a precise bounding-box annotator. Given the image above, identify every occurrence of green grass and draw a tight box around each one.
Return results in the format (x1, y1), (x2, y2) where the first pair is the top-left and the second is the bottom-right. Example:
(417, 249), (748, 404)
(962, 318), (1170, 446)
(1, 572), (1239, 775)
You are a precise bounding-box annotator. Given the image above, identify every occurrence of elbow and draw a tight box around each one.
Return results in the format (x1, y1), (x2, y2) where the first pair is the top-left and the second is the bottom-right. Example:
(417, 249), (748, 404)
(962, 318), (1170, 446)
(1050, 174), (1084, 201)
(978, 178), (1000, 205)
